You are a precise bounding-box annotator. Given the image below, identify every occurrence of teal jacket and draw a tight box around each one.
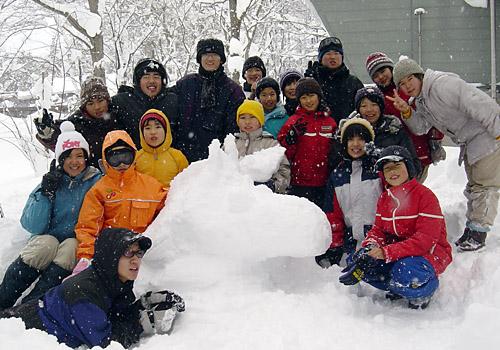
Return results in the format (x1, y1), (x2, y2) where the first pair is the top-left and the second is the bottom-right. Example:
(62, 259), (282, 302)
(20, 166), (101, 242)
(263, 103), (289, 139)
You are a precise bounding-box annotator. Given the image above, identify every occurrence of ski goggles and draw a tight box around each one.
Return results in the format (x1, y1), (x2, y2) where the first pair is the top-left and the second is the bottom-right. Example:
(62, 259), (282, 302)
(319, 37), (342, 51)
(105, 147), (135, 167)
(123, 248), (146, 258)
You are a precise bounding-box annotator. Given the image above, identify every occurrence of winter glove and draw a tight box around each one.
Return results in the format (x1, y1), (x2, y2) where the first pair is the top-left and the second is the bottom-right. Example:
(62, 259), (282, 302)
(139, 290), (185, 313)
(138, 290), (185, 335)
(429, 139), (446, 164)
(364, 141), (382, 157)
(304, 61), (320, 78)
(338, 247), (374, 286)
(285, 118), (307, 145)
(63, 258), (91, 282)
(34, 109), (55, 140)
(40, 160), (63, 200)
(346, 111), (361, 120)
(315, 247), (344, 268)
(254, 180), (275, 192)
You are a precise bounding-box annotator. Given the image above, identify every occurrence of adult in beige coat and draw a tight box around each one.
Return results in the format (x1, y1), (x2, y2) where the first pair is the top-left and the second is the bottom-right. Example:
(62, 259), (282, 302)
(389, 58), (500, 252)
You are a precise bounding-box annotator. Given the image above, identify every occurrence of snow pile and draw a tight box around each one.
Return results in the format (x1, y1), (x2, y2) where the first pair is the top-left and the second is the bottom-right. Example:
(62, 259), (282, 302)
(144, 138), (330, 265)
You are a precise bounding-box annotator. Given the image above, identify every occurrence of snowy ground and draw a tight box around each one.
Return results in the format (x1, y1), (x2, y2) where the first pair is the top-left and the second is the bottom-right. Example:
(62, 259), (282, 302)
(0, 120), (499, 349)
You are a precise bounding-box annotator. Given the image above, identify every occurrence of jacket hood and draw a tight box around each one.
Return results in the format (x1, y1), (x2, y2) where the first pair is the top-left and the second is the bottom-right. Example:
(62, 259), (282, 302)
(102, 130), (137, 176)
(139, 108), (173, 153)
(422, 69), (460, 98)
(92, 227), (152, 295)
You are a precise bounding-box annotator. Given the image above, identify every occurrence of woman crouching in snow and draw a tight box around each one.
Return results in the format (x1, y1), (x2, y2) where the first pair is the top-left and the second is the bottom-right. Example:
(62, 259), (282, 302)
(0, 228), (185, 348)
(338, 145), (452, 309)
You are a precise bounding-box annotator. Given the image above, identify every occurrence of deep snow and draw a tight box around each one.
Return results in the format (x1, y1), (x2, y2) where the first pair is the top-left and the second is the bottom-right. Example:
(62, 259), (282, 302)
(0, 123), (499, 350)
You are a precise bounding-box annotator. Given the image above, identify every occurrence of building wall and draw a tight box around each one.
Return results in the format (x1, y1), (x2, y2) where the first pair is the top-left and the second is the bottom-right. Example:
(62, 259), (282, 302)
(309, 0), (499, 85)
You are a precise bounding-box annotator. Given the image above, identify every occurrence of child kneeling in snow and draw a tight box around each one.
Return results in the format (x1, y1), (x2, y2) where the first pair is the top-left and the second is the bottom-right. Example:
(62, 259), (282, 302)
(0, 122), (101, 310)
(0, 228), (185, 349)
(338, 145), (452, 309)
(316, 118), (382, 268)
(73, 130), (167, 273)
(136, 108), (189, 188)
(233, 99), (290, 194)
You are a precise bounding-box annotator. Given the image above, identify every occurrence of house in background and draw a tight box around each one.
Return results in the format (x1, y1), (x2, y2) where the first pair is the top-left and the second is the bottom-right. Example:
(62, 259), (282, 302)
(308, 0), (498, 91)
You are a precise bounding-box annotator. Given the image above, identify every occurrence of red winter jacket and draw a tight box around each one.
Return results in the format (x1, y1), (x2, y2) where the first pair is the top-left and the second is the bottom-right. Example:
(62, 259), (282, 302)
(362, 179), (452, 275)
(278, 106), (337, 187)
(381, 83), (442, 167)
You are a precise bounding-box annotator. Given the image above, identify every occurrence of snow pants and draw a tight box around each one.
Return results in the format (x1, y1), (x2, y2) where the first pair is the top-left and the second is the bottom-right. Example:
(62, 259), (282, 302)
(464, 146), (500, 231)
(360, 256), (439, 300)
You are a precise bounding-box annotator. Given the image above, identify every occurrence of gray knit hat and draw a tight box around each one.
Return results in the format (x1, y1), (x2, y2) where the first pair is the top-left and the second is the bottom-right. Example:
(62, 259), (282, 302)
(393, 58), (424, 86)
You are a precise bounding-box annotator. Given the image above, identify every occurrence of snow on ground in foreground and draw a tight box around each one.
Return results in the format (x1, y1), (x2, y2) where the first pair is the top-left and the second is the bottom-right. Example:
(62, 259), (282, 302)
(0, 138), (499, 350)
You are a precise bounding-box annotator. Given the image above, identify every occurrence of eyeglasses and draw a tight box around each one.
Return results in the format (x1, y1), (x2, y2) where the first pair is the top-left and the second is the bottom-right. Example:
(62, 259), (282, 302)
(123, 249), (145, 258)
(106, 148), (135, 167)
(319, 37), (342, 50)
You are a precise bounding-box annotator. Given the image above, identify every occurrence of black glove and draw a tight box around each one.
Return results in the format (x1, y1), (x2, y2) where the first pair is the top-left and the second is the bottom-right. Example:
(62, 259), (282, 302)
(315, 247), (343, 268)
(254, 180), (275, 192)
(40, 159), (63, 200)
(338, 247), (374, 286)
(137, 290), (185, 335)
(304, 61), (320, 78)
(429, 139), (446, 164)
(34, 109), (55, 139)
(285, 118), (307, 145)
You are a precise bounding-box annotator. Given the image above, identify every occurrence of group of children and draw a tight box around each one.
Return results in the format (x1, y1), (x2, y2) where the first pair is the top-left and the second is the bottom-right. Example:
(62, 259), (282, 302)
(0, 34), (498, 347)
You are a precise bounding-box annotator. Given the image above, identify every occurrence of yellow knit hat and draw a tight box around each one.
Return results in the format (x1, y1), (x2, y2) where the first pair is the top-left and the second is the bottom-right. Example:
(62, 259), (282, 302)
(236, 100), (265, 126)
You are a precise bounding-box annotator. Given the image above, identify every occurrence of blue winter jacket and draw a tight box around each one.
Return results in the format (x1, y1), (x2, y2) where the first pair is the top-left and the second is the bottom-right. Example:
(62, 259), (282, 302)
(20, 166), (101, 242)
(263, 103), (289, 139)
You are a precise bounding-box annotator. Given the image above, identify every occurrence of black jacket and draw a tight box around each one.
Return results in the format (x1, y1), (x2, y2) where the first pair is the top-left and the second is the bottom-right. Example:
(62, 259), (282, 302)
(310, 63), (364, 124)
(112, 86), (179, 148)
(173, 67), (245, 162)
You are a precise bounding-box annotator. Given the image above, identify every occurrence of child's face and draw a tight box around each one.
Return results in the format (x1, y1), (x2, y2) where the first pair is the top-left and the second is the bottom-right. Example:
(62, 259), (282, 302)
(372, 67), (392, 88)
(299, 93), (320, 112)
(259, 87), (278, 111)
(143, 119), (166, 148)
(63, 148), (86, 177)
(346, 135), (366, 159)
(284, 79), (298, 99)
(118, 242), (142, 282)
(238, 113), (261, 133)
(244, 67), (263, 85)
(85, 97), (109, 118)
(383, 161), (409, 187)
(399, 74), (422, 97)
(359, 97), (381, 125)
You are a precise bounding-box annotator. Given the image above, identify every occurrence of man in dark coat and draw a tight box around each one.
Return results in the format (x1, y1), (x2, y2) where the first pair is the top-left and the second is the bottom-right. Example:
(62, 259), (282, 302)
(304, 36), (364, 124)
(112, 58), (179, 148)
(173, 38), (245, 162)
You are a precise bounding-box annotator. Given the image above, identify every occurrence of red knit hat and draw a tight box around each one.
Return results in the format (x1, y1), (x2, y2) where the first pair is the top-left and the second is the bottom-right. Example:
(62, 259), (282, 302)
(140, 112), (167, 131)
(365, 52), (394, 79)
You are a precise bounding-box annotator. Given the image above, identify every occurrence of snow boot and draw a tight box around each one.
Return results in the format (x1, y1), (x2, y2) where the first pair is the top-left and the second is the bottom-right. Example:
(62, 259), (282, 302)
(22, 262), (71, 303)
(0, 257), (40, 309)
(408, 295), (432, 310)
(456, 228), (486, 252)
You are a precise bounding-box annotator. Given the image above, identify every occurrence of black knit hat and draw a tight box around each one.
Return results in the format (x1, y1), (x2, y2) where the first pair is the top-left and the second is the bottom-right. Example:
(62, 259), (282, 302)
(133, 58), (168, 87)
(279, 68), (303, 93)
(355, 86), (385, 114)
(295, 77), (323, 101)
(375, 145), (417, 179)
(242, 56), (266, 79)
(196, 38), (226, 64)
(255, 77), (280, 100)
(318, 36), (344, 62)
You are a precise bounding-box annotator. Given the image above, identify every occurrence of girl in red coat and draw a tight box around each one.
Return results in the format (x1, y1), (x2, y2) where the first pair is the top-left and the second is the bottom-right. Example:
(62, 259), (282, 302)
(278, 78), (337, 207)
(338, 145), (452, 309)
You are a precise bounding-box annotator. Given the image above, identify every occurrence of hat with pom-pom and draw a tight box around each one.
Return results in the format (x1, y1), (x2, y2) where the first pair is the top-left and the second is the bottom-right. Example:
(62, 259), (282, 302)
(55, 121), (90, 164)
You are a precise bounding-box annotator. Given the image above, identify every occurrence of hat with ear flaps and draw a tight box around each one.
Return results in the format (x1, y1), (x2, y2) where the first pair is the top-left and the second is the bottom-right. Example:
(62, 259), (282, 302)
(339, 117), (375, 145)
(196, 38), (226, 64)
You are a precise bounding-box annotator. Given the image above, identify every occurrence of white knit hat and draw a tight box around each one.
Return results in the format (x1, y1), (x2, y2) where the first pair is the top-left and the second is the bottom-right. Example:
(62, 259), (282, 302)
(55, 121), (90, 164)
